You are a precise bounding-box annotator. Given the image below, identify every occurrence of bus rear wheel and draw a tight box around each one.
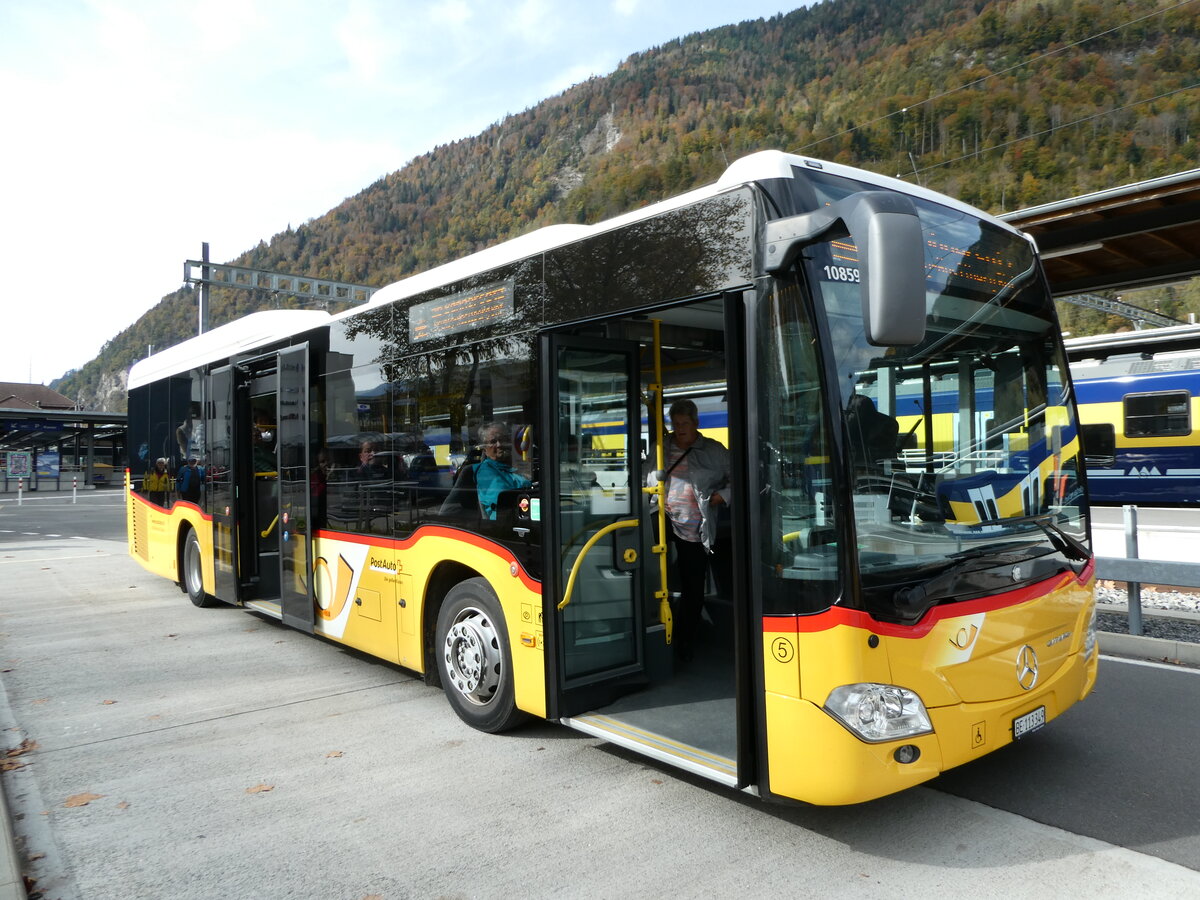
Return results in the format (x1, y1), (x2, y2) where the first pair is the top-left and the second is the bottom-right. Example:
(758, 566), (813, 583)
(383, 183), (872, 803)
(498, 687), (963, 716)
(182, 529), (216, 608)
(436, 578), (526, 733)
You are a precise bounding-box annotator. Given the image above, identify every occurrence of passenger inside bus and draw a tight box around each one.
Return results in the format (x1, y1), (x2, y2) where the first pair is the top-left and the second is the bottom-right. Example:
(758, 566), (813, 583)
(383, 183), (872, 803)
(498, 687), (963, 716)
(652, 398), (731, 663)
(142, 457), (170, 506)
(846, 393), (899, 471)
(355, 440), (391, 480)
(439, 422), (532, 521)
(251, 409), (276, 475)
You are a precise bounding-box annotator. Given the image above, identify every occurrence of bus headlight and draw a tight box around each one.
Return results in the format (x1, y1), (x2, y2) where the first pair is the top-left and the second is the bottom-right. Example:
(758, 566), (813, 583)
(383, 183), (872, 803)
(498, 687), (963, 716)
(1083, 605), (1097, 657)
(824, 683), (934, 743)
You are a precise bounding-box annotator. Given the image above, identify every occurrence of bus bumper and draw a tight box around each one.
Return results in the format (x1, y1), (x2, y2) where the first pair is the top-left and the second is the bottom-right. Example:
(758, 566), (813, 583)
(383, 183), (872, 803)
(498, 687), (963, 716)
(763, 645), (1098, 806)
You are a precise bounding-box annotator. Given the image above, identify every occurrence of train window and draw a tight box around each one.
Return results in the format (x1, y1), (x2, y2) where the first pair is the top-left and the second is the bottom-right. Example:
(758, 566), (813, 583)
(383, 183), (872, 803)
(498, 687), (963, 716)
(1123, 390), (1191, 437)
(1080, 423), (1116, 464)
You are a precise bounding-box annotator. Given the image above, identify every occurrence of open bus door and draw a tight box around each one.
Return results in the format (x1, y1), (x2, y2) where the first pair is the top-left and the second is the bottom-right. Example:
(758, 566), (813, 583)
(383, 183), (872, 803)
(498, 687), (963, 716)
(276, 345), (314, 632)
(208, 364), (240, 602)
(543, 335), (651, 716)
(208, 347), (314, 631)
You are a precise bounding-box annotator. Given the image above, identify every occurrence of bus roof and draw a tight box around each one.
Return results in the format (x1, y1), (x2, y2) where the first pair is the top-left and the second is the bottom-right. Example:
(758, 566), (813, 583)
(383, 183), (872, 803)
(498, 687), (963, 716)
(357, 150), (1012, 314)
(127, 309), (332, 389)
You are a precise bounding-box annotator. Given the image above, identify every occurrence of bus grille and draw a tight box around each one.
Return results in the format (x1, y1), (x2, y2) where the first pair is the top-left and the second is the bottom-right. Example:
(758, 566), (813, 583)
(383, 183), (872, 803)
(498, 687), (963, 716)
(130, 503), (149, 560)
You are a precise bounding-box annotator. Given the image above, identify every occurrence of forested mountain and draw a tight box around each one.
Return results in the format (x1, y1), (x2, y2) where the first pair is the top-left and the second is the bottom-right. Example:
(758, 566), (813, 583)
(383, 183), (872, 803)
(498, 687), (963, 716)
(57, 0), (1200, 411)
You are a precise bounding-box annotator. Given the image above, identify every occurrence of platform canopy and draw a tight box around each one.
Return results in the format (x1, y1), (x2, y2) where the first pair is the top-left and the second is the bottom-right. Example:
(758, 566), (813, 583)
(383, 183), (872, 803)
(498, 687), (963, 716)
(1002, 168), (1200, 297)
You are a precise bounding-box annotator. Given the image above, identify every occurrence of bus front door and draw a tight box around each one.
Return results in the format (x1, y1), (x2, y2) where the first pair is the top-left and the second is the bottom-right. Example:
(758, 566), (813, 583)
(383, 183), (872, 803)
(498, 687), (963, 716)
(544, 336), (648, 716)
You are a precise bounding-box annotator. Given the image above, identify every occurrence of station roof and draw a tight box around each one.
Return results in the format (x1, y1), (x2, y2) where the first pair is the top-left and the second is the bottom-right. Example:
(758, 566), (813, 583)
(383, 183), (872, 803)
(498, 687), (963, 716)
(0, 385), (125, 454)
(1001, 168), (1200, 297)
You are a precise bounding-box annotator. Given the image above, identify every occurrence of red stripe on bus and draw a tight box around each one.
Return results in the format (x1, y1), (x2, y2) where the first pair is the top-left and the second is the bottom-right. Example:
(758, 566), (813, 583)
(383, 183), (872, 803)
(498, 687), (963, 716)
(764, 561), (1094, 639)
(128, 491), (212, 520)
(314, 526), (542, 592)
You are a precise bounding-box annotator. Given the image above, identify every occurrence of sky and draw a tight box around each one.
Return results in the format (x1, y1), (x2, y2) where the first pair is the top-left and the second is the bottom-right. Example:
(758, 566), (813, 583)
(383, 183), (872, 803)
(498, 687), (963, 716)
(0, 0), (801, 390)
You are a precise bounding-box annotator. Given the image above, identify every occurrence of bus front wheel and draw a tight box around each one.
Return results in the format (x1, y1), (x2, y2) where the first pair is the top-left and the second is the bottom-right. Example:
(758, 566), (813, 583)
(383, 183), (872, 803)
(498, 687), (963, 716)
(435, 578), (526, 733)
(182, 529), (217, 608)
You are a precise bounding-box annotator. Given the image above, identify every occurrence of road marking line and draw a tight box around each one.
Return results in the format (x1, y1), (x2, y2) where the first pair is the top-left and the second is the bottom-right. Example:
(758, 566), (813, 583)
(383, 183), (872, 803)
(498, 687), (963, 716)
(0, 554), (113, 564)
(1101, 653), (1200, 675)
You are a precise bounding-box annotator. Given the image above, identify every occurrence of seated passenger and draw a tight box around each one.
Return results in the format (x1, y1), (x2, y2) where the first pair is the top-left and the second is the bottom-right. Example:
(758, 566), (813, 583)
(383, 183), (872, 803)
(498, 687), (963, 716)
(846, 394), (899, 469)
(439, 423), (532, 520)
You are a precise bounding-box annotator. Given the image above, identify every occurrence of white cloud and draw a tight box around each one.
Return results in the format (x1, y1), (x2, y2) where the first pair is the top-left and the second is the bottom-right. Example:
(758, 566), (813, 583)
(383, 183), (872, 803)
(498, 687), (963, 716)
(429, 0), (472, 28)
(0, 0), (797, 385)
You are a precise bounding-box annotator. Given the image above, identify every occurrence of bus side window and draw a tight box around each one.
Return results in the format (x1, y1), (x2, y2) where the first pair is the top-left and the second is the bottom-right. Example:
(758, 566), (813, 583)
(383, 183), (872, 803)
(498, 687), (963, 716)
(439, 463), (481, 520)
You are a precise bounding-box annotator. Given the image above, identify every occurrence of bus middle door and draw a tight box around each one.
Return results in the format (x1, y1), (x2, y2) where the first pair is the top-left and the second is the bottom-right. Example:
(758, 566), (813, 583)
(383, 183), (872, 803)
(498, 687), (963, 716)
(543, 335), (650, 716)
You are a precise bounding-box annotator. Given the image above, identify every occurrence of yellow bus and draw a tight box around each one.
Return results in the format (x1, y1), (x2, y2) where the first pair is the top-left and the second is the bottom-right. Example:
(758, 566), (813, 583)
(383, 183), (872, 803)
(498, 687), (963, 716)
(126, 150), (1097, 804)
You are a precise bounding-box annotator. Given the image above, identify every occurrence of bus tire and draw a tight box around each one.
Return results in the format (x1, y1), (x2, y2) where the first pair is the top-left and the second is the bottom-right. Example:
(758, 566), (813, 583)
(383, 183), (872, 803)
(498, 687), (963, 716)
(182, 528), (217, 608)
(435, 577), (526, 733)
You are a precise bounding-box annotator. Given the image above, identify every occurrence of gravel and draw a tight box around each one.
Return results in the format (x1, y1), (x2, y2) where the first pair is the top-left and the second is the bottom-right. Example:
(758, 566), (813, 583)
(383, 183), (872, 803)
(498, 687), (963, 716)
(1095, 582), (1200, 644)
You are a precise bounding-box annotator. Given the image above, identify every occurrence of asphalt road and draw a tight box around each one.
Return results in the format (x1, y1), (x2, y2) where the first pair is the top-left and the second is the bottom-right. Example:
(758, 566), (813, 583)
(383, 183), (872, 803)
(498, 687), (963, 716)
(1, 492), (1197, 897)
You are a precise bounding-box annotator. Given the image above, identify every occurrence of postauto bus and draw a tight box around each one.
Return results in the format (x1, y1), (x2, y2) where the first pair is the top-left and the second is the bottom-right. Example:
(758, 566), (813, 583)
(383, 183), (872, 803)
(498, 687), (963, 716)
(126, 151), (1096, 805)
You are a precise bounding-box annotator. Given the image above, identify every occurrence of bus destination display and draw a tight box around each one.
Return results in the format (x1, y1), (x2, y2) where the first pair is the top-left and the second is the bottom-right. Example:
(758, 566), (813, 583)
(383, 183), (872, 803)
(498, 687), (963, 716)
(409, 280), (514, 343)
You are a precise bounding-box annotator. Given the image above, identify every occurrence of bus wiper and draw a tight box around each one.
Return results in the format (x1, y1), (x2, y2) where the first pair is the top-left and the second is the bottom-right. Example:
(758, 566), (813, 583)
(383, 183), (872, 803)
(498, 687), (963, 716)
(948, 539), (1042, 561)
(1034, 518), (1091, 562)
(967, 512), (1090, 562)
(896, 541), (1044, 610)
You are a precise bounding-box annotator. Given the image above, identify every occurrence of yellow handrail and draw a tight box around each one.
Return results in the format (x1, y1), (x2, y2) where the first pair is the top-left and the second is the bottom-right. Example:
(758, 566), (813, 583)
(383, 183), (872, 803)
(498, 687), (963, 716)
(638, 317), (672, 644)
(558, 519), (639, 611)
(260, 515), (280, 539)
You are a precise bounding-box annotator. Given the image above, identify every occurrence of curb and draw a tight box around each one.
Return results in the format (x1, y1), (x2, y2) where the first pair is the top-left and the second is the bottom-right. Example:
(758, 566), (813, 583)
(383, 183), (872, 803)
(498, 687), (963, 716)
(1098, 630), (1200, 667)
(0, 784), (24, 900)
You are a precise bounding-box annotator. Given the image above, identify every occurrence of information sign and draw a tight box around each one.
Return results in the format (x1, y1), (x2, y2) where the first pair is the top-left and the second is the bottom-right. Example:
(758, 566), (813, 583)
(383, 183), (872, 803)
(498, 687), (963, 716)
(409, 280), (514, 343)
(6, 451), (32, 478)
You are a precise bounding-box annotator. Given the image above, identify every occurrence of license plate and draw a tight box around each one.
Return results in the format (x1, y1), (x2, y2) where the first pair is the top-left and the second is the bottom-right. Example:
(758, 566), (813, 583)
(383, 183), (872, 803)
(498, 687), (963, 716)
(1013, 706), (1046, 740)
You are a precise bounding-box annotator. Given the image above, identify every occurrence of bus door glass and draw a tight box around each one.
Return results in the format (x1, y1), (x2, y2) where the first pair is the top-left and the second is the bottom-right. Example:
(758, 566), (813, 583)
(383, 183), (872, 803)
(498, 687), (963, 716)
(277, 345), (314, 632)
(248, 378), (281, 601)
(546, 336), (645, 709)
(208, 365), (239, 601)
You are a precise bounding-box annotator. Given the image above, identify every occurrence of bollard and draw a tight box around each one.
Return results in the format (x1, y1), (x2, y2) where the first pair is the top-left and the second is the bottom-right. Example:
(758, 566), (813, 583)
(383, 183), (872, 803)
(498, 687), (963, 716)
(16, 478), (22, 507)
(1123, 504), (1143, 637)
(73, 475), (78, 504)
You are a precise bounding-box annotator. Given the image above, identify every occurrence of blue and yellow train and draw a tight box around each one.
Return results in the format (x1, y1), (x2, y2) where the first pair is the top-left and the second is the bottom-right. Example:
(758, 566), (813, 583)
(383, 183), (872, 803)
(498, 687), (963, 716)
(1068, 324), (1200, 506)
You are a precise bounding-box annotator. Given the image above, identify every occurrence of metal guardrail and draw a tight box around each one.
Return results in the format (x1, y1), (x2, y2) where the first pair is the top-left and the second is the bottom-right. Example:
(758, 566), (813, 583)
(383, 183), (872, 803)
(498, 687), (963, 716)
(1094, 505), (1200, 636)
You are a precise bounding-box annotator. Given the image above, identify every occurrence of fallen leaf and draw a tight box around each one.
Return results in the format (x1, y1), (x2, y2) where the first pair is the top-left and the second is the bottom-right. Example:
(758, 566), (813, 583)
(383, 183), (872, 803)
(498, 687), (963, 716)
(0, 760), (26, 772)
(101, 700), (117, 706)
(326, 750), (344, 758)
(31, 698), (49, 705)
(28, 853), (44, 862)
(116, 801), (130, 810)
(166, 634), (178, 639)
(64, 792), (105, 808)
(6, 739), (39, 757)
(245, 783), (274, 794)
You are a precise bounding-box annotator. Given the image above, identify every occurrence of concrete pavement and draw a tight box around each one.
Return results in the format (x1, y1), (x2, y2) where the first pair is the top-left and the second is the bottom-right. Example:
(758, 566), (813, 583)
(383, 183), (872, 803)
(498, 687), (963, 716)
(0, 509), (1197, 896)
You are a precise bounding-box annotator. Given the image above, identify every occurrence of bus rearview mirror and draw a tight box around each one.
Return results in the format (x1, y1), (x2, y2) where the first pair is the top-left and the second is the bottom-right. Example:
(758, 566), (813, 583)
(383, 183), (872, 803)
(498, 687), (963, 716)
(763, 191), (927, 346)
